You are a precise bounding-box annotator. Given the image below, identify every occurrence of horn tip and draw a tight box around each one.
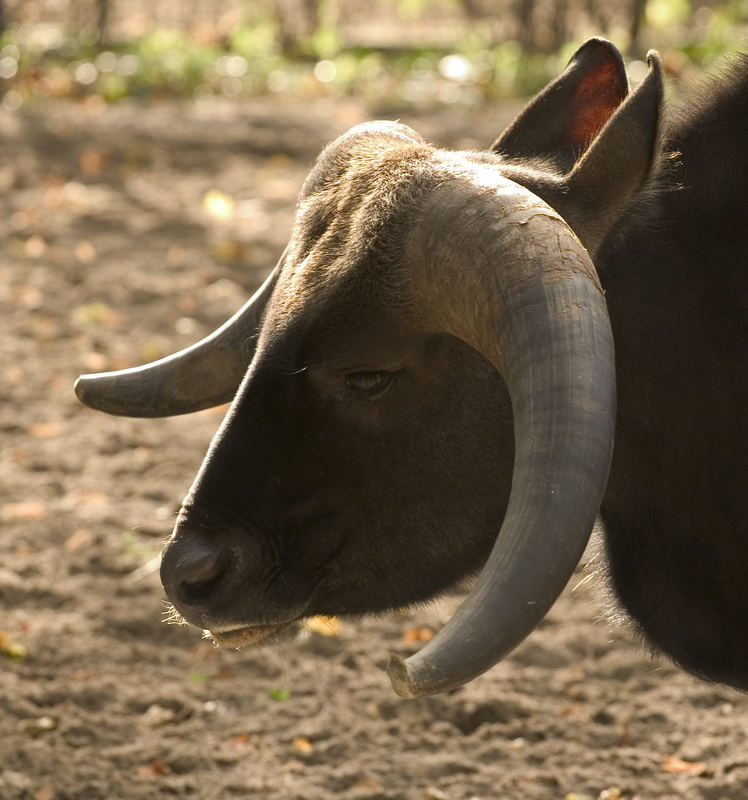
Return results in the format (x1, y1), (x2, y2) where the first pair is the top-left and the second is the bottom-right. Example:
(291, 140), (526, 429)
(386, 654), (422, 699)
(74, 373), (95, 407)
(74, 372), (126, 414)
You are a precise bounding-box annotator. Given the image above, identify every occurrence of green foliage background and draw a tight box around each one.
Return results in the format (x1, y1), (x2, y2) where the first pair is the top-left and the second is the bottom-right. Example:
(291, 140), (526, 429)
(0, 0), (746, 108)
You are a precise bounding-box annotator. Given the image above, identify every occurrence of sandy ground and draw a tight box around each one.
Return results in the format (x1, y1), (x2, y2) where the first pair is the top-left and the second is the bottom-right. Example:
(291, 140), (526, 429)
(1, 89), (747, 800)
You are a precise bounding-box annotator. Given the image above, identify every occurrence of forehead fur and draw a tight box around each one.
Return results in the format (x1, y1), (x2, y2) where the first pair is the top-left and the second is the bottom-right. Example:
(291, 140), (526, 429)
(267, 125), (540, 333)
(271, 134), (437, 324)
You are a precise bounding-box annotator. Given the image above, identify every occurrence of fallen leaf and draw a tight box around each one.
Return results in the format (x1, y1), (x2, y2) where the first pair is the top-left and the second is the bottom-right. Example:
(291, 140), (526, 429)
(230, 733), (252, 752)
(11, 448), (29, 464)
(73, 302), (116, 327)
(402, 626), (434, 643)
(598, 789), (622, 800)
(0, 631), (28, 661)
(2, 502), (46, 521)
(304, 616), (341, 637)
(17, 286), (42, 308)
(79, 148), (107, 175)
(210, 238), (246, 263)
(353, 778), (383, 791)
(293, 736), (313, 754)
(136, 758), (171, 778)
(80, 351), (108, 371)
(34, 786), (56, 800)
(268, 688), (291, 702)
(662, 754), (710, 776)
(142, 704), (176, 727)
(26, 422), (62, 439)
(4, 365), (25, 384)
(10, 208), (33, 231)
(73, 490), (109, 509)
(140, 340), (163, 363)
(19, 717), (56, 737)
(74, 240), (97, 264)
(65, 529), (94, 552)
(24, 235), (46, 258)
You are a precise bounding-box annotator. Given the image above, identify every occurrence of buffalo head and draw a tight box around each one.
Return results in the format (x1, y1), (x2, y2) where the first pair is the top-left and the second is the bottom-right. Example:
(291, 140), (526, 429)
(75, 39), (663, 697)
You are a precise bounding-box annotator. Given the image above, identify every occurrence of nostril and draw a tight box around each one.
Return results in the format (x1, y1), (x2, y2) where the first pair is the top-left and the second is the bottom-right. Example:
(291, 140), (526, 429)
(172, 544), (230, 607)
(179, 572), (224, 605)
(177, 546), (224, 584)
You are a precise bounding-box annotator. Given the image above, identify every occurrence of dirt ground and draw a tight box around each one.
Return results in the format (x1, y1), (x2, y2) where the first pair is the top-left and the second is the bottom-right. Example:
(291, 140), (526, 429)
(1, 86), (747, 800)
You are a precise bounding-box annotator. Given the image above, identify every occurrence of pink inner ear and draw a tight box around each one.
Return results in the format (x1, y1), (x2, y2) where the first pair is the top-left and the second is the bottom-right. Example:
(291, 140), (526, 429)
(566, 60), (626, 147)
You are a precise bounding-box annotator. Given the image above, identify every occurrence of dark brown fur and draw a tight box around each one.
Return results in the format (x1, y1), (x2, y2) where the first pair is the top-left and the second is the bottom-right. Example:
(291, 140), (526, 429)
(157, 43), (747, 690)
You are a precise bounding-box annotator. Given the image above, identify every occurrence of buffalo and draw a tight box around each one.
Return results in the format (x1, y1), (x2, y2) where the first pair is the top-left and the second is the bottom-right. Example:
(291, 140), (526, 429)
(75, 39), (747, 697)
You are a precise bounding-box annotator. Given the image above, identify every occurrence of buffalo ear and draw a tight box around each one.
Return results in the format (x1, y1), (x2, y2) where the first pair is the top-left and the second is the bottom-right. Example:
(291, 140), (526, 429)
(492, 37), (629, 172)
(560, 50), (663, 252)
(504, 50), (664, 255)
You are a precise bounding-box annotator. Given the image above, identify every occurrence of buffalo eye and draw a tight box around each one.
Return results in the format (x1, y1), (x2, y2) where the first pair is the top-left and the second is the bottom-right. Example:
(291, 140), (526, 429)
(345, 370), (395, 399)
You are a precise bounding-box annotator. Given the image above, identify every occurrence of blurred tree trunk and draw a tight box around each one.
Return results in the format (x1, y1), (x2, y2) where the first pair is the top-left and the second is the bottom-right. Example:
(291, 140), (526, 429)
(628, 0), (647, 54)
(516, 0), (535, 49)
(275, 0), (320, 56)
(551, 0), (568, 50)
(96, 0), (109, 44)
(460, 0), (481, 18)
(585, 0), (610, 34)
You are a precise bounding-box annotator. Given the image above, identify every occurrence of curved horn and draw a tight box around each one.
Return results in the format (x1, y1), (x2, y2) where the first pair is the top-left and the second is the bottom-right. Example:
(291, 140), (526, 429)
(74, 249), (285, 417)
(388, 172), (616, 697)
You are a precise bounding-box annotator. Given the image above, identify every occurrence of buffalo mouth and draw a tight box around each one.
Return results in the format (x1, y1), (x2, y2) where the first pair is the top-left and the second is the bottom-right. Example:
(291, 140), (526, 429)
(205, 619), (301, 648)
